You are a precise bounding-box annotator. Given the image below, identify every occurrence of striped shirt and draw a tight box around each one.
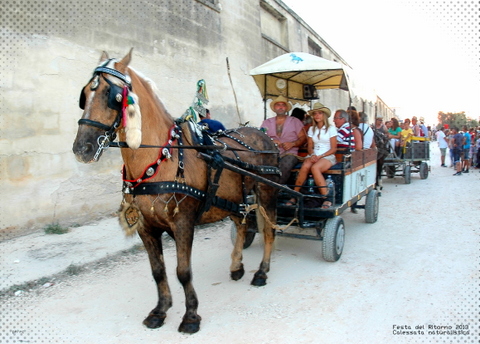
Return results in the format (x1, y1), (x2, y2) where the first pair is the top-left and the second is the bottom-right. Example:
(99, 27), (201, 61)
(337, 123), (355, 150)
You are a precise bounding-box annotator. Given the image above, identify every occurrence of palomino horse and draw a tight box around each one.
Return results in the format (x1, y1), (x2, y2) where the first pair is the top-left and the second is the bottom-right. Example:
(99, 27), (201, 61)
(72, 50), (280, 333)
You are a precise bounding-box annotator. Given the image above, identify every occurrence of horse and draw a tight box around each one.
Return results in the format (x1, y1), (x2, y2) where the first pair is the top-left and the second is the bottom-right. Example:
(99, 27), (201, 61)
(72, 49), (280, 333)
(372, 127), (391, 189)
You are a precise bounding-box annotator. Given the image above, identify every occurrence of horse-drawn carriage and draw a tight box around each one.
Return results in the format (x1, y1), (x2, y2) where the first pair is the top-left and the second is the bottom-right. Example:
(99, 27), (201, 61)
(73, 50), (379, 334)
(234, 52), (379, 262)
(382, 137), (430, 184)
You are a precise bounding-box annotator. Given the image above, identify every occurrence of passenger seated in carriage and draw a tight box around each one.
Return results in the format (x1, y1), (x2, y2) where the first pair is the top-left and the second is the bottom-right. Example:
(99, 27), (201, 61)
(334, 109), (361, 152)
(359, 112), (376, 149)
(198, 108), (226, 134)
(388, 117), (402, 155)
(286, 103), (337, 208)
(261, 96), (307, 184)
(347, 108), (364, 151)
(291, 107), (311, 157)
(399, 118), (413, 157)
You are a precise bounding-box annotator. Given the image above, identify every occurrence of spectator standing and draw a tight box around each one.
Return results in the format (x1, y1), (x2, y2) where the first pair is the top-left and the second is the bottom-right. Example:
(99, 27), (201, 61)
(475, 134), (480, 169)
(451, 127), (464, 176)
(435, 126), (448, 167)
(462, 125), (471, 173)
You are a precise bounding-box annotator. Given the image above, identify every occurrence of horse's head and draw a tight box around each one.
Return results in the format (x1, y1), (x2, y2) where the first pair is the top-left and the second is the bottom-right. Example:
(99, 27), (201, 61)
(73, 49), (142, 163)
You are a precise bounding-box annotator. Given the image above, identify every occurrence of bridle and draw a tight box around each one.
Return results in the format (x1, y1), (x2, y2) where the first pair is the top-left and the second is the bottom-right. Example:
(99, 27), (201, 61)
(78, 59), (132, 160)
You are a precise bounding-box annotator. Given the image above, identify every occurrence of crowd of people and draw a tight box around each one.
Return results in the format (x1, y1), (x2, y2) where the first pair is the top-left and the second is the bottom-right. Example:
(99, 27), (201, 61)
(372, 115), (431, 158)
(435, 125), (480, 175)
(201, 96), (479, 206)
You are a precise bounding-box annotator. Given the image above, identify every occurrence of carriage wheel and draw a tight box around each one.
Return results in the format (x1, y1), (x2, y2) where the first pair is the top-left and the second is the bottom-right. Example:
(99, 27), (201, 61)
(322, 216), (345, 262)
(404, 165), (411, 184)
(385, 165), (395, 178)
(419, 162), (429, 179)
(365, 189), (379, 223)
(230, 221), (256, 249)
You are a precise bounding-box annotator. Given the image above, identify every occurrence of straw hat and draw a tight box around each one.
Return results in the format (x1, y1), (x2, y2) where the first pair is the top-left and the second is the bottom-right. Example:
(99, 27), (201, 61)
(307, 102), (331, 118)
(270, 96), (292, 112)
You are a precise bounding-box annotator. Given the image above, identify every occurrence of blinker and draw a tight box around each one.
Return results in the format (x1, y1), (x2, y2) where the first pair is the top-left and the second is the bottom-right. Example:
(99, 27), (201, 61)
(78, 74), (124, 112)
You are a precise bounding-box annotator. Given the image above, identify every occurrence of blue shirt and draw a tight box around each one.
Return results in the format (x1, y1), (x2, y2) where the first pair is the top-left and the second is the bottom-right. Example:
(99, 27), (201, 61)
(199, 119), (226, 134)
(463, 132), (471, 149)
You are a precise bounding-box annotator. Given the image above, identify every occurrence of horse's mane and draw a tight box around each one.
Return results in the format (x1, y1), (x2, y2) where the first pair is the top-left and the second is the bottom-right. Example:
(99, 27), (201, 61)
(128, 66), (174, 120)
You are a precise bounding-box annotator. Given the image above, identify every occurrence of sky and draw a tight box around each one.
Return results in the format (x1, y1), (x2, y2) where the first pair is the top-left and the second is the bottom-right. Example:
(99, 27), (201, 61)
(282, 0), (480, 124)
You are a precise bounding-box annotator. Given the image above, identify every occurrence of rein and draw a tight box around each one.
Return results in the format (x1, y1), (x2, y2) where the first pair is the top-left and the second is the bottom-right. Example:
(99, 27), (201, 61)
(109, 141), (279, 154)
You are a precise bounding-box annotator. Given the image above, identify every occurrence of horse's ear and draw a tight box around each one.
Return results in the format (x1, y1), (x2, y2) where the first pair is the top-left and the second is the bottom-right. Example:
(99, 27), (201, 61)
(118, 48), (133, 69)
(99, 51), (109, 63)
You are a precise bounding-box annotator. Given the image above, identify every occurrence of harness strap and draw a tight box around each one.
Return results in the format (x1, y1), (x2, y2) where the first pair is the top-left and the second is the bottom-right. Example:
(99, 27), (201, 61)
(78, 118), (112, 132)
(122, 125), (177, 188)
(222, 156), (280, 175)
(94, 66), (132, 87)
(123, 181), (243, 215)
(109, 141), (279, 154)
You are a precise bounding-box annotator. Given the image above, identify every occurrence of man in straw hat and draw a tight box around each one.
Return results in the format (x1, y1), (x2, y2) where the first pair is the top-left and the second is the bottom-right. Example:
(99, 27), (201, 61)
(261, 96), (306, 183)
(419, 117), (429, 138)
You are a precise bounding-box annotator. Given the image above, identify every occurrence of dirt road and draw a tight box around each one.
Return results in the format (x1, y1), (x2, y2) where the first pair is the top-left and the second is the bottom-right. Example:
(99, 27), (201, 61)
(1, 148), (479, 344)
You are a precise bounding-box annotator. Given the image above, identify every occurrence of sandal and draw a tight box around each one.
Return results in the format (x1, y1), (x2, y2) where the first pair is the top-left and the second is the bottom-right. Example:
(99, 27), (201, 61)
(320, 187), (334, 209)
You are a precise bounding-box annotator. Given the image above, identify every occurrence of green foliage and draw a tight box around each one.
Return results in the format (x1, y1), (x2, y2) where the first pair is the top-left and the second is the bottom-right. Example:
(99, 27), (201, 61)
(467, 119), (478, 128)
(437, 111), (468, 129)
(44, 223), (69, 235)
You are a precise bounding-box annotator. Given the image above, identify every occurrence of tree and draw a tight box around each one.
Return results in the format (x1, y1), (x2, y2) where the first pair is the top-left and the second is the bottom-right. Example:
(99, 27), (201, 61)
(466, 118), (478, 128)
(437, 111), (467, 129)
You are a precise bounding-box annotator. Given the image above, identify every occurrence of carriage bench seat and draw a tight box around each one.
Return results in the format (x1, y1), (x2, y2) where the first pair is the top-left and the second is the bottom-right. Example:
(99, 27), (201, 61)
(290, 151), (346, 177)
(291, 148), (377, 175)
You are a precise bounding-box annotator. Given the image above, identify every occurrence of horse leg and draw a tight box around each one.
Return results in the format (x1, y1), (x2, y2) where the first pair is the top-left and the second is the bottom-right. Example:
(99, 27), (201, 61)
(138, 229), (172, 329)
(251, 184), (277, 286)
(376, 156), (385, 189)
(229, 216), (246, 281)
(173, 223), (202, 334)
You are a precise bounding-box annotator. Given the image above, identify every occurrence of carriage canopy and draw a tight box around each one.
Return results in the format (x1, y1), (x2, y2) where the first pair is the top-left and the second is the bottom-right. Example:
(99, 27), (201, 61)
(250, 52), (377, 110)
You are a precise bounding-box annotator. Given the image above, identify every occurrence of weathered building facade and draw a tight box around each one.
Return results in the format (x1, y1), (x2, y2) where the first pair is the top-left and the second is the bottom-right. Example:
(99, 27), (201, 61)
(0, 0), (394, 236)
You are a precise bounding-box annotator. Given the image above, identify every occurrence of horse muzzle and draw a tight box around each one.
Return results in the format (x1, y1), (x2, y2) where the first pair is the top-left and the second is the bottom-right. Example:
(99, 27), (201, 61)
(72, 140), (98, 163)
(72, 127), (105, 163)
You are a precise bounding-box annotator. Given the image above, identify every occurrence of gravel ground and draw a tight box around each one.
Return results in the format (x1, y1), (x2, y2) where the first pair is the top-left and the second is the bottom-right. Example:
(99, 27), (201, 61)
(1, 147), (479, 344)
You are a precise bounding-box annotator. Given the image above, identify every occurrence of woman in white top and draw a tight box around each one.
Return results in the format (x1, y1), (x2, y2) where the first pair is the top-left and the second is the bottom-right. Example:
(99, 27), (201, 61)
(287, 103), (337, 208)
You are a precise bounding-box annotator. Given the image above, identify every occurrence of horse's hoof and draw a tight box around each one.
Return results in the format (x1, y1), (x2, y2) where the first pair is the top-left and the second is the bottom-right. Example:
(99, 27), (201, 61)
(231, 267), (245, 281)
(143, 313), (166, 329)
(251, 271), (267, 286)
(178, 316), (201, 334)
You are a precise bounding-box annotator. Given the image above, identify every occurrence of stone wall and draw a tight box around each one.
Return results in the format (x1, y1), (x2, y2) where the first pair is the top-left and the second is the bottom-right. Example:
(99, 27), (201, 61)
(0, 0), (380, 236)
